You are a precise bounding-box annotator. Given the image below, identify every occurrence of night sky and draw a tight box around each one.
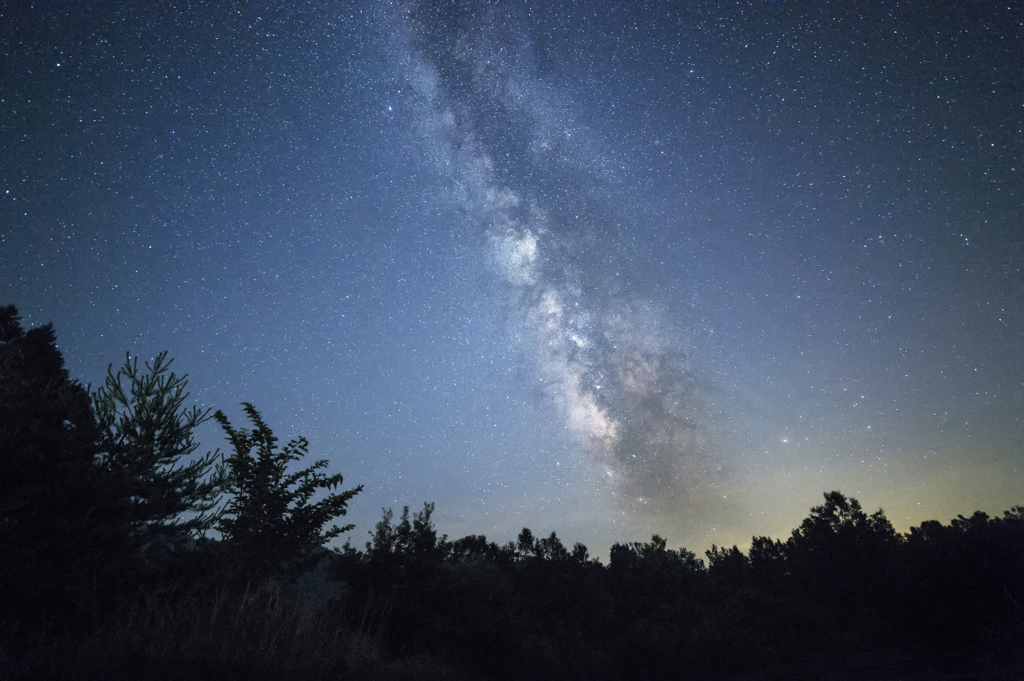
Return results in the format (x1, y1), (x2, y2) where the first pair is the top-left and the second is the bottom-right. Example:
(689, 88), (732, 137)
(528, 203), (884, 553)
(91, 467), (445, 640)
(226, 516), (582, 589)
(3, 2), (1022, 558)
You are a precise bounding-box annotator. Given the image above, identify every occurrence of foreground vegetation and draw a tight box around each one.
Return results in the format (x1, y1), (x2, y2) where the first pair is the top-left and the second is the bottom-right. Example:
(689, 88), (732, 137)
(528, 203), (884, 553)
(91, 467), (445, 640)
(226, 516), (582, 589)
(2, 305), (1022, 679)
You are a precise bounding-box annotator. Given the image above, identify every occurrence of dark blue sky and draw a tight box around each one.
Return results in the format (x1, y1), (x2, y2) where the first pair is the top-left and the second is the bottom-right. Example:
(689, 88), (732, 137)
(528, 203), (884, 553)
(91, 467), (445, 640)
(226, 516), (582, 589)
(3, 2), (1022, 556)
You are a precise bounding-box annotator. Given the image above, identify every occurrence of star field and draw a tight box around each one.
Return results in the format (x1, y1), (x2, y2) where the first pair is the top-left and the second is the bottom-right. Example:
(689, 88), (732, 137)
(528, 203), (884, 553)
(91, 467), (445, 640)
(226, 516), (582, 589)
(2, 2), (1022, 556)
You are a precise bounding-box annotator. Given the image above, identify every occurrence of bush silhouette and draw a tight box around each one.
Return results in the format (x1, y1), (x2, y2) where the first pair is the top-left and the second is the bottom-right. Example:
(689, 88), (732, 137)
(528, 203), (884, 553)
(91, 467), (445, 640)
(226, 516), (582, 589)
(215, 403), (363, 576)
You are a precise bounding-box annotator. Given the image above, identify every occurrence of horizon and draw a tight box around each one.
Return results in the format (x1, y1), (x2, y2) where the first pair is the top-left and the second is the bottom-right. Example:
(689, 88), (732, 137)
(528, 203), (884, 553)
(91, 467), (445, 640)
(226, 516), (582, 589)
(4, 2), (1021, 561)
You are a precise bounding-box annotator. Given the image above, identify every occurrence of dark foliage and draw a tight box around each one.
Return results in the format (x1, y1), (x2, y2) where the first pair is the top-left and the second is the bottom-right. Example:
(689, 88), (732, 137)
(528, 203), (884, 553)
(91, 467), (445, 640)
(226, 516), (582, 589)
(93, 351), (225, 548)
(215, 402), (363, 576)
(0, 305), (106, 625)
(2, 305), (1022, 678)
(333, 493), (1023, 680)
(1, 308), (228, 635)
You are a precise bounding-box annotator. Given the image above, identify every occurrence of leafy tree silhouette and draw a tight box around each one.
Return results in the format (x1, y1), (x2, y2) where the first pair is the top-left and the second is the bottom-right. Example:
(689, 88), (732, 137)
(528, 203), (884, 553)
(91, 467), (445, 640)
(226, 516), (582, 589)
(0, 305), (104, 622)
(367, 502), (445, 562)
(747, 535), (788, 593)
(215, 402), (362, 575)
(899, 506), (1024, 650)
(706, 543), (750, 590)
(786, 492), (900, 589)
(781, 491), (902, 647)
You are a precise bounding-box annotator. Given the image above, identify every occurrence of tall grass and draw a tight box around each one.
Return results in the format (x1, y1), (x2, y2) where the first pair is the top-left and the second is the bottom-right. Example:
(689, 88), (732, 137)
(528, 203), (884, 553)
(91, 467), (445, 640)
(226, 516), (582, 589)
(60, 577), (467, 680)
(73, 580), (376, 680)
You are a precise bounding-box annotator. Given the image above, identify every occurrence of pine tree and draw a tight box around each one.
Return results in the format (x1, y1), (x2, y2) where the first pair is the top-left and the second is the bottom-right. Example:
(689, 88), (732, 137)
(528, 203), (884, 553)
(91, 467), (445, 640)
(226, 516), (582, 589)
(93, 351), (225, 549)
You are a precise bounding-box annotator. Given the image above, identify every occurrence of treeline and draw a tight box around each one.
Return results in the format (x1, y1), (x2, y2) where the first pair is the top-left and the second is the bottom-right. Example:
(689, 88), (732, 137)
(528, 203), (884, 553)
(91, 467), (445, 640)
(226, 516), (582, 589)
(0, 305), (362, 677)
(335, 496), (1023, 679)
(2, 305), (1022, 679)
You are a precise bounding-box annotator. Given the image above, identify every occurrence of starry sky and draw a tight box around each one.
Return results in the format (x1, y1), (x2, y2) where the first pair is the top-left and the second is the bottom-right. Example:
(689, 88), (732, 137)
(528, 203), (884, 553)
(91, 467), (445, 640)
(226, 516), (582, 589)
(3, 2), (1022, 558)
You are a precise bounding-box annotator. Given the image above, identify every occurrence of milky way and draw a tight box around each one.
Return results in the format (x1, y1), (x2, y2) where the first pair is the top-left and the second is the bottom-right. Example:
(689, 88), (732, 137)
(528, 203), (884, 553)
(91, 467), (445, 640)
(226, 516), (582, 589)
(393, 3), (722, 510)
(3, 1), (1022, 555)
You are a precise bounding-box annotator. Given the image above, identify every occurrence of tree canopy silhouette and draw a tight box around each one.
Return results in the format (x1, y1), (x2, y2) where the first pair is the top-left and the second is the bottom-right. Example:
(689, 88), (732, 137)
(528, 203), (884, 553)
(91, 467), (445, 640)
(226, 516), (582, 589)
(3, 303), (1022, 679)
(0, 305), (104, 621)
(93, 351), (225, 546)
(215, 402), (363, 574)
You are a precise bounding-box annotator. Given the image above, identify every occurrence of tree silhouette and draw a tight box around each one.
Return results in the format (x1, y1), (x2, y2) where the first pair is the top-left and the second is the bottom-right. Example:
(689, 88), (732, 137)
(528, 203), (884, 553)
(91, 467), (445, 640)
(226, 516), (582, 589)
(0, 305), (105, 622)
(786, 492), (900, 581)
(782, 491), (902, 645)
(215, 402), (363, 574)
(706, 544), (750, 589)
(899, 506), (1024, 649)
(366, 502), (447, 567)
(93, 351), (225, 547)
